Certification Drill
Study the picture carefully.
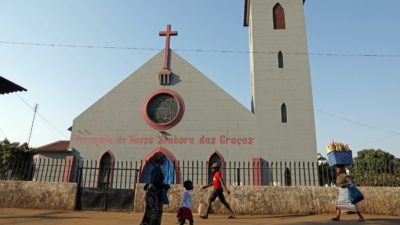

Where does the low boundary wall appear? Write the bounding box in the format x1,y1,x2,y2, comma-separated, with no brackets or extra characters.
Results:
0,181,77,210
134,184,400,216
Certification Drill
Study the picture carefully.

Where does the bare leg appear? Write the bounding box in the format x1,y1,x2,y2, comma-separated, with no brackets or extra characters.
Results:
355,205,365,221
221,201,234,216
332,210,341,221
200,200,212,219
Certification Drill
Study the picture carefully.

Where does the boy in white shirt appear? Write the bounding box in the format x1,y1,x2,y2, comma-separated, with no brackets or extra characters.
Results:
177,180,194,225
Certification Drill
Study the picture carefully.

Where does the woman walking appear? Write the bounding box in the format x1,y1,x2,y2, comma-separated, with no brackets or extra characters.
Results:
140,152,170,225
332,165,364,222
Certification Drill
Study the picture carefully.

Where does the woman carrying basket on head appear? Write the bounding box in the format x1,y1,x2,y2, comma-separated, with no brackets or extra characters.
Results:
332,164,365,222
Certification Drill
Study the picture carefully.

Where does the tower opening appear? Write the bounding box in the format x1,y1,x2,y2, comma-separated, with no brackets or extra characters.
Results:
273,3,286,29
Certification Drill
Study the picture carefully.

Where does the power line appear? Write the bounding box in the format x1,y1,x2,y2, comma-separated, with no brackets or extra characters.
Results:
15,94,68,139
315,108,400,135
315,108,400,148
352,134,400,149
1,40,400,58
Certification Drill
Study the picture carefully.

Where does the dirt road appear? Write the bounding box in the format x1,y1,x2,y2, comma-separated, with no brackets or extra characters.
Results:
0,208,399,225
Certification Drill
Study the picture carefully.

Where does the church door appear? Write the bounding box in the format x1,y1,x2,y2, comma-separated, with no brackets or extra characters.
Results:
141,154,176,184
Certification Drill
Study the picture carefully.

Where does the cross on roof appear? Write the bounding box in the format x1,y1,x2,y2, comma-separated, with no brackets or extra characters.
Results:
159,24,178,70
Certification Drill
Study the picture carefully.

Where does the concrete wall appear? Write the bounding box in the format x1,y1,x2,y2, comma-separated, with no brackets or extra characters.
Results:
0,181,77,210
134,184,400,216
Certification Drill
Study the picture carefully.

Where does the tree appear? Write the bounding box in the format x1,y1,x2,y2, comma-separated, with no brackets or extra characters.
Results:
0,139,30,180
351,149,400,186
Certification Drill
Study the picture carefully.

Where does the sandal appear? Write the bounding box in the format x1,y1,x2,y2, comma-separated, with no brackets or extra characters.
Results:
228,214,236,219
331,217,340,221
357,218,365,222
199,215,208,219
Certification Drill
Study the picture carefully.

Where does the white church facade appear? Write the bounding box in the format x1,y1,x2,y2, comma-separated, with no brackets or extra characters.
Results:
69,0,317,185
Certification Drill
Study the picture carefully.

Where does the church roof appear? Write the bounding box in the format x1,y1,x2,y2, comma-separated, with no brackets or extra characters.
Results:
33,140,70,152
0,76,27,95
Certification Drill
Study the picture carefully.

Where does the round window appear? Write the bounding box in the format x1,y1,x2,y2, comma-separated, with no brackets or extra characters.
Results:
142,89,184,130
146,93,179,124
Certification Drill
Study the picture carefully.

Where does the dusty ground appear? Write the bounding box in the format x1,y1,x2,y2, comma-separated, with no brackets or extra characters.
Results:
0,208,399,225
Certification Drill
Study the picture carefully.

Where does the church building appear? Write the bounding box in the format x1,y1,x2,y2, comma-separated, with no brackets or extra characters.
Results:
69,0,317,185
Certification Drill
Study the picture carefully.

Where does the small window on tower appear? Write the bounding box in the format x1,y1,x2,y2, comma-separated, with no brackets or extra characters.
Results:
278,51,284,68
273,3,286,30
281,103,287,123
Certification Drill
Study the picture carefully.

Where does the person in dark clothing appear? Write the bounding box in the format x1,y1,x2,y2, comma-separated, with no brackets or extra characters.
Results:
200,163,235,219
140,152,170,225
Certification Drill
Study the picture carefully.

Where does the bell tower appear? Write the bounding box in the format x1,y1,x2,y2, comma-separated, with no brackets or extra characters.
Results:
244,0,317,161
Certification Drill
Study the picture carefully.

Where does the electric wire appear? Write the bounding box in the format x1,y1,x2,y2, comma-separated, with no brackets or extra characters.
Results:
315,108,400,148
15,94,68,139
1,40,400,58
315,108,400,135
352,134,400,149
2,38,399,147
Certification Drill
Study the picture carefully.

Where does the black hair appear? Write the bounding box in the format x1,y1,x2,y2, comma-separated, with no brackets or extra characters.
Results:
336,164,345,169
183,180,193,190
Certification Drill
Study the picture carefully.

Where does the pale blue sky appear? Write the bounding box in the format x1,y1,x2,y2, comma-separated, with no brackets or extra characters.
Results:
1,0,399,157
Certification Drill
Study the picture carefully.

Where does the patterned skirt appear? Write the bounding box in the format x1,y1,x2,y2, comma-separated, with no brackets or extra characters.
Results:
336,187,358,212
140,189,163,225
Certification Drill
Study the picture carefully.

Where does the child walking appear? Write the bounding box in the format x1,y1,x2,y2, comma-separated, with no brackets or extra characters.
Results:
177,180,194,225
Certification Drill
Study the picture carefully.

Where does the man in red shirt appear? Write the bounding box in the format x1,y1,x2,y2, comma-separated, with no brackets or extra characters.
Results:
200,163,235,219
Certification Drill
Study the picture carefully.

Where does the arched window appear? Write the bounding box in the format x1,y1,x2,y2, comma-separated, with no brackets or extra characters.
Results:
273,3,286,29
98,152,114,189
278,51,284,68
207,151,225,184
281,103,287,123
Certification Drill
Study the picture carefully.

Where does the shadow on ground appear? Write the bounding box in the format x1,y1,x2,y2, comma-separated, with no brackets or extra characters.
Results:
0,210,86,220
236,214,310,220
289,218,400,225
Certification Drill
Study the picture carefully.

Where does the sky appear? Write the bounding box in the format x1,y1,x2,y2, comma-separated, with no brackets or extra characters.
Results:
0,0,399,158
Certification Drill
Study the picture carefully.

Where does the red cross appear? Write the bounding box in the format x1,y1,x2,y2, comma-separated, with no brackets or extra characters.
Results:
159,24,178,70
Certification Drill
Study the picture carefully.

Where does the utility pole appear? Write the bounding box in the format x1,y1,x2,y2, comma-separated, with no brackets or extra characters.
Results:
28,104,38,146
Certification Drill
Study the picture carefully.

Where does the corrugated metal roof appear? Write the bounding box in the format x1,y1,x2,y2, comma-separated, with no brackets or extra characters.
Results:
0,76,27,95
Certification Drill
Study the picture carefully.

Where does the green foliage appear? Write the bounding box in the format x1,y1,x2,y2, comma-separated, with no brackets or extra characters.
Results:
0,139,30,179
355,149,398,165
0,139,30,165
351,149,400,187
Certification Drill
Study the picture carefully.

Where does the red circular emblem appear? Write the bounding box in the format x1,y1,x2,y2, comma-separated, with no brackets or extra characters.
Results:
142,89,185,130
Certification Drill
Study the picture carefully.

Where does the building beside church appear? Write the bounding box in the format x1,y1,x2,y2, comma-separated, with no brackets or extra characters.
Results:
69,0,317,186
